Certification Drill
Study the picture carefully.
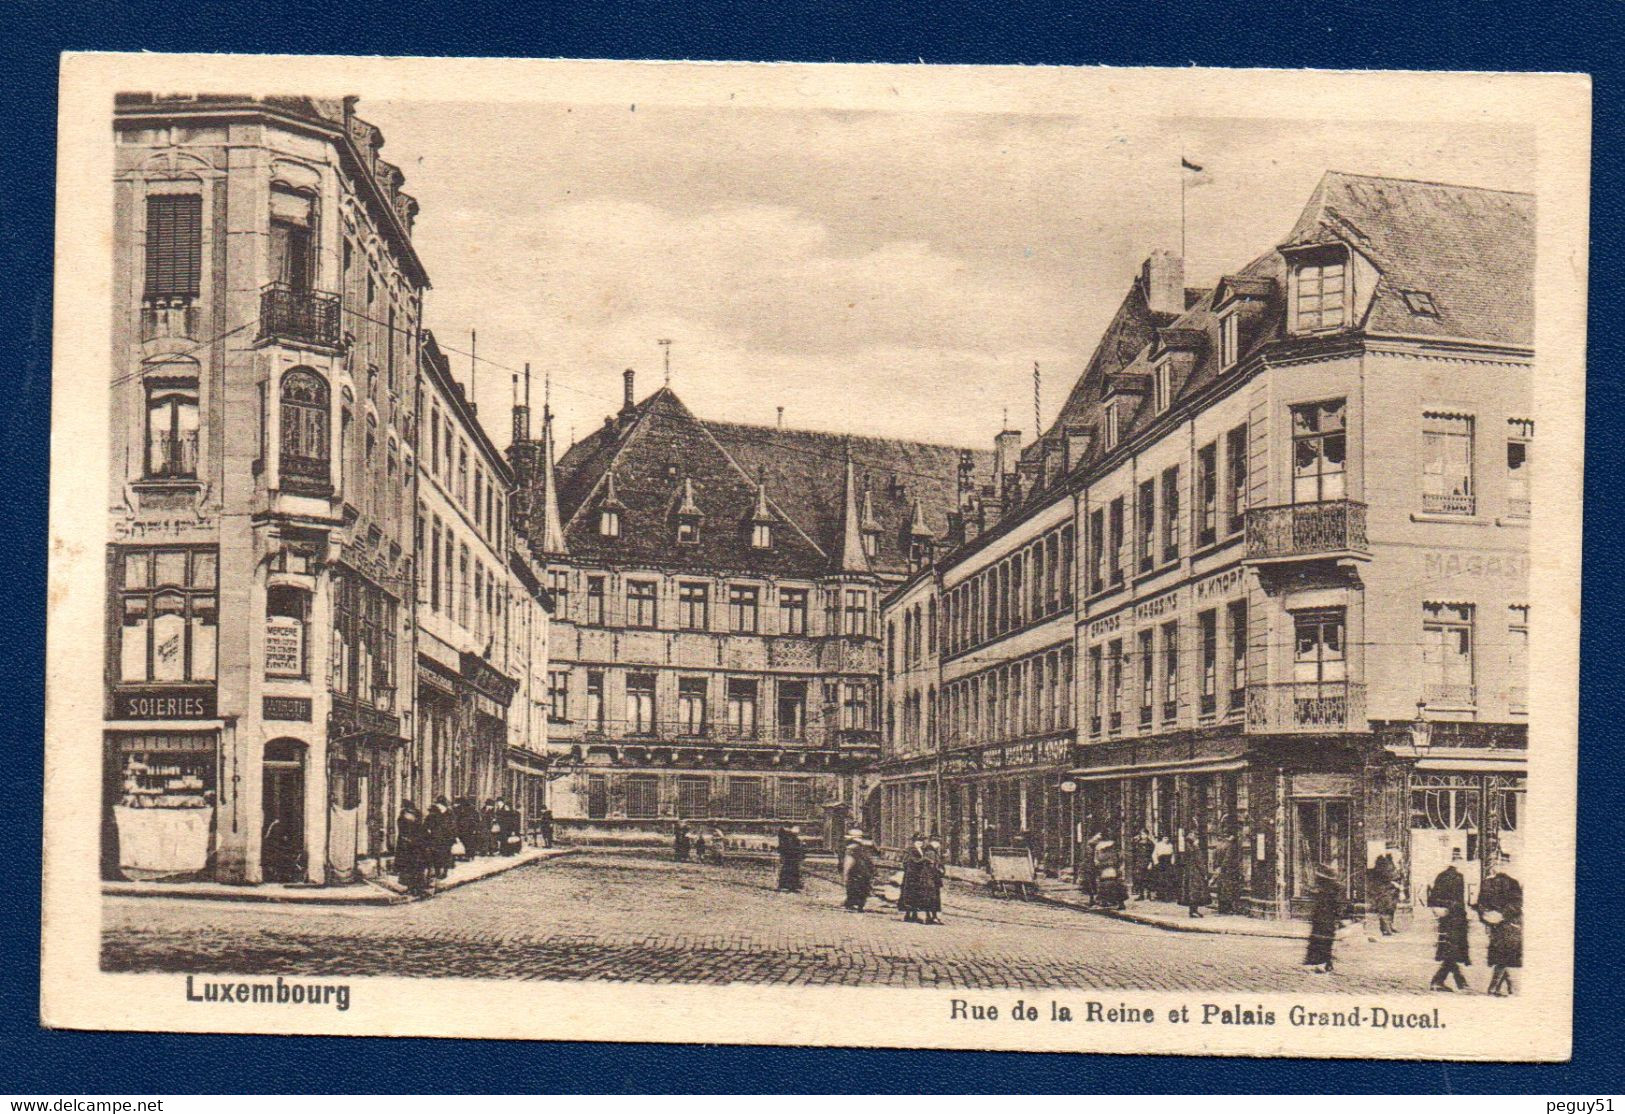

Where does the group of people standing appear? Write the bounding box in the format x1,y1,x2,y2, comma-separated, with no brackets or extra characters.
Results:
393,794,527,896
672,822,727,865
1079,829,1244,918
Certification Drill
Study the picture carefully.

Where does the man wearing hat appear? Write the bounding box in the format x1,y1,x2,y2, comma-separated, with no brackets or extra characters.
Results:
776,824,805,892
1428,850,1472,991
1476,851,1523,996
1368,842,1403,937
1304,863,1344,973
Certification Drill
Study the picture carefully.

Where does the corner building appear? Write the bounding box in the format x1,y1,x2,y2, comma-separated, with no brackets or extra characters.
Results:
508,372,988,849
106,95,425,884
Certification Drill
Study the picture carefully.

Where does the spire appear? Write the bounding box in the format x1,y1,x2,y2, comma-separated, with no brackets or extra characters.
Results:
909,498,933,539
534,406,568,555
751,467,773,523
838,444,869,572
677,476,702,518
859,481,880,534
602,468,625,509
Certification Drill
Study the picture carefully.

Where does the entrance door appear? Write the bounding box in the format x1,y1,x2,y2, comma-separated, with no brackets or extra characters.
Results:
1292,797,1351,898
262,739,307,882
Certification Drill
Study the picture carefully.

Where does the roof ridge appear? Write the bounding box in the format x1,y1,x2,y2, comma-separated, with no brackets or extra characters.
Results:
703,417,988,455
558,391,687,533
1323,169,1534,198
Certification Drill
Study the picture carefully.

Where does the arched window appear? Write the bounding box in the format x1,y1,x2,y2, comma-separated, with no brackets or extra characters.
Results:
279,368,330,491
145,376,199,479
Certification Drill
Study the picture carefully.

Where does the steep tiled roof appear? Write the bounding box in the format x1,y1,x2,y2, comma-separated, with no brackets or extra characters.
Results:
551,387,989,577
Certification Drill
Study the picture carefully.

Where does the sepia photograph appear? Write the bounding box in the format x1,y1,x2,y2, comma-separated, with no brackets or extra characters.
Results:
41,55,1587,1057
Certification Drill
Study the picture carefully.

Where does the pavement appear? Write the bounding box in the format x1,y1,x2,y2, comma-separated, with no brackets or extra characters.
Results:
101,849,1486,992
102,845,576,905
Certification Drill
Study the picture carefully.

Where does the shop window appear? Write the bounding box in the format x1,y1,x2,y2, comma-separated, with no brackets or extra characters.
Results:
728,585,759,633
626,580,658,628
1293,798,1351,898
678,677,708,736
1422,602,1476,707
626,775,660,820
678,582,709,630
145,379,199,480
279,368,330,490
779,587,808,634
727,678,758,738
626,673,656,735
264,585,309,679
1423,412,1476,515
1291,400,1347,504
118,548,217,684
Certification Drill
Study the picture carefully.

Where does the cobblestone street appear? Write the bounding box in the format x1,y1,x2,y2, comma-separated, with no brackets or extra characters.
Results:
103,852,1446,992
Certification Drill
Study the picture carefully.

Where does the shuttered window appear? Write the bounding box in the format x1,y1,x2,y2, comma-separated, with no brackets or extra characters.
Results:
144,195,202,299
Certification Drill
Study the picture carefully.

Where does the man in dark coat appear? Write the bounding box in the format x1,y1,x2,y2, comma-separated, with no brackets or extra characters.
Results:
1368,844,1403,936
921,837,946,924
393,801,429,895
1181,848,1212,918
453,796,480,860
842,830,876,911
424,796,455,879
776,825,805,892
899,834,930,921
1477,852,1523,996
494,797,520,856
674,822,691,862
1429,856,1472,991
538,809,554,848
481,798,499,857
1213,837,1244,915
1304,864,1343,973
1130,828,1156,901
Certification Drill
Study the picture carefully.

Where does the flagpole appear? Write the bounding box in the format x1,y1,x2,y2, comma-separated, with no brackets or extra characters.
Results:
1180,152,1187,261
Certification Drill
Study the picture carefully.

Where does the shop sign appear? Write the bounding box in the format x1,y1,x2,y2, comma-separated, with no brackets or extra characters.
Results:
111,514,217,543
983,735,1069,770
114,686,216,720
460,651,519,706
263,695,312,722
1087,611,1125,640
1423,551,1527,581
264,615,305,677
1135,590,1180,622
1195,566,1245,602
1291,772,1357,797
942,752,980,775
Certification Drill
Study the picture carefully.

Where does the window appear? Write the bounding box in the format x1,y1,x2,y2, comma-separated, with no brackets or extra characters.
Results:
677,518,699,544
626,580,657,628
585,671,604,731
145,379,199,479
268,188,314,291
474,471,484,533
777,680,807,740
678,678,708,736
587,774,607,820
678,582,709,630
1224,424,1248,535
1108,639,1125,732
1506,419,1533,518
1291,399,1347,504
777,779,814,820
144,194,202,300
752,522,773,549
1293,255,1346,331
1108,497,1126,586
1422,602,1475,706
1060,525,1075,606
1137,479,1156,573
1196,442,1218,547
1293,608,1347,691
626,776,659,820
1104,405,1119,450
1507,605,1529,714
547,669,570,723
725,776,764,819
457,545,470,627
429,519,441,612
1154,361,1174,412
779,587,808,634
1228,599,1248,712
844,589,869,637
1219,311,1239,368
547,568,569,619
1089,508,1105,595
472,565,484,640
457,444,469,506
843,681,870,731
118,548,217,684
599,508,621,537
729,585,759,633
586,576,606,625
1161,466,1180,564
1401,289,1439,316
1089,645,1103,735
1162,621,1180,721
1423,412,1475,515
329,571,396,709
279,368,330,489
677,776,709,818
626,673,656,734
727,679,758,737
1138,629,1155,727
265,585,309,679
1198,609,1218,717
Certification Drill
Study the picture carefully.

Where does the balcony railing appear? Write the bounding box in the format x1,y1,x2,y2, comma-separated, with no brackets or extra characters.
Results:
1245,681,1366,733
141,296,198,340
260,283,342,348
1422,683,1477,709
1422,492,1476,516
1245,499,1368,561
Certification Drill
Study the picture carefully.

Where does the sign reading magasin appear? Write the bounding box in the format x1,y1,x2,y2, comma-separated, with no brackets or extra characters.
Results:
114,686,217,720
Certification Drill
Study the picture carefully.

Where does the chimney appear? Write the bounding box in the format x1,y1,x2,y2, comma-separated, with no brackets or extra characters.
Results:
957,450,977,512
994,429,1022,481
622,368,636,412
776,406,784,430
1142,249,1185,317
1063,425,1094,472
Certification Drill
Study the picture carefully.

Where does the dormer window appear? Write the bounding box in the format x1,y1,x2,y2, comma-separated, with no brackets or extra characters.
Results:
1291,251,1347,332
1154,361,1174,413
752,522,772,549
1402,289,1439,317
1219,311,1240,368
599,509,620,537
1104,405,1119,450
678,519,699,544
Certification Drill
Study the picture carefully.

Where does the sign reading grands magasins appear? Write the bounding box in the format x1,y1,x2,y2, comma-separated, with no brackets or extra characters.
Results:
114,686,216,720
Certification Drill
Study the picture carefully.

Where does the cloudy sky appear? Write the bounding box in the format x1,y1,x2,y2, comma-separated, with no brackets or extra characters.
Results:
360,96,1534,455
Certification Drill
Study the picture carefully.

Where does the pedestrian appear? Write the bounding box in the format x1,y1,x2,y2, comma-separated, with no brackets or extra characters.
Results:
1304,863,1343,974
453,796,479,860
691,827,706,862
393,800,429,895
1130,827,1155,900
1477,852,1523,997
481,798,499,857
1181,847,1212,918
775,825,805,892
674,822,691,862
1428,853,1472,992
842,828,876,912
538,808,554,849
899,833,930,922
1368,843,1403,937
425,796,456,880
922,836,946,925
1213,837,1243,915
708,824,727,866
494,796,520,856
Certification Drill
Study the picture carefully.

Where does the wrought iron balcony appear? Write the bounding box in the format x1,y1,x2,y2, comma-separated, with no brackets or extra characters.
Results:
1422,492,1476,516
1245,500,1369,562
1421,683,1477,709
1245,681,1366,733
259,283,342,349
141,296,199,340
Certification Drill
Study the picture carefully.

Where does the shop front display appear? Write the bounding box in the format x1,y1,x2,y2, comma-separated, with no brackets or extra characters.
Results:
105,731,218,880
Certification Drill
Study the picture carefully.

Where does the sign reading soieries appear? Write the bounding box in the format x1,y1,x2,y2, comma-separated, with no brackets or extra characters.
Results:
113,686,217,720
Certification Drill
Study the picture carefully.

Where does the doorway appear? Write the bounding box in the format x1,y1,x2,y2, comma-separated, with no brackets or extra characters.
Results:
262,738,307,882
1292,797,1351,898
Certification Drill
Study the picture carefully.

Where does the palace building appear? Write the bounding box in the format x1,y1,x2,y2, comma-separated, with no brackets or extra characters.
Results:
508,371,989,849
877,172,1532,916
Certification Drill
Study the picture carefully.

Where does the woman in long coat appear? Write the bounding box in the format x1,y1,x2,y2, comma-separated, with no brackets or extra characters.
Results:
1181,849,1212,918
393,801,428,895
899,836,930,922
1429,860,1472,991
674,822,691,862
842,830,876,911
776,825,804,892
920,838,945,924
1304,864,1343,973
1477,854,1523,996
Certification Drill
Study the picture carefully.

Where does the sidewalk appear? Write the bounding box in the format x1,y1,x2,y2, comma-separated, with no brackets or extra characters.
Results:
103,845,577,905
